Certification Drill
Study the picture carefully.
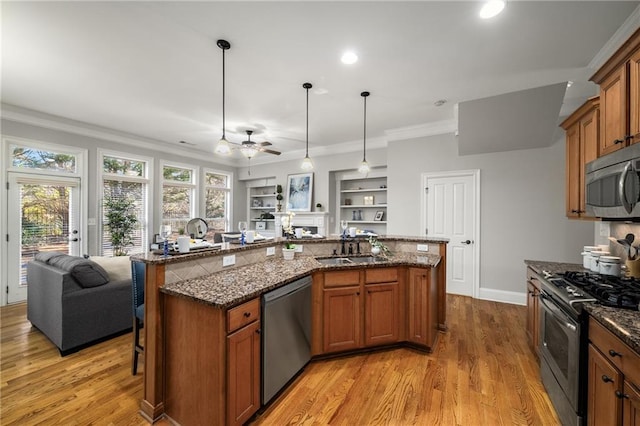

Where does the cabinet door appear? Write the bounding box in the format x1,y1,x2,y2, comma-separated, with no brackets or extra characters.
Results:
566,122,582,217
323,286,361,353
588,344,622,426
631,49,640,145
407,268,436,347
580,107,599,215
364,282,399,346
623,380,640,426
526,280,539,357
600,66,627,156
227,320,261,426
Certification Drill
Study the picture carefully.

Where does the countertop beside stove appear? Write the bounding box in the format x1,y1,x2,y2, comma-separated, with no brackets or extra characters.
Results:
525,260,640,354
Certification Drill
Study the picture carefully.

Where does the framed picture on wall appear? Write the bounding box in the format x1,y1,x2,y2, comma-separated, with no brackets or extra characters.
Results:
374,211,385,221
286,172,314,211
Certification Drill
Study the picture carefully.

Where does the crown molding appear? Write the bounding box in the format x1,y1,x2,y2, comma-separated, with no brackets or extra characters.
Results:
385,119,457,142
1,103,240,167
588,4,640,72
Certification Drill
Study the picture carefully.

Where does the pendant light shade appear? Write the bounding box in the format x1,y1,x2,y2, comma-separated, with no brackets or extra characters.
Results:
301,82,314,171
214,39,232,155
358,91,371,175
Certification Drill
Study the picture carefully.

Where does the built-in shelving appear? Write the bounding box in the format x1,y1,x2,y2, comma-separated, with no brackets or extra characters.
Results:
335,168,387,234
246,179,278,237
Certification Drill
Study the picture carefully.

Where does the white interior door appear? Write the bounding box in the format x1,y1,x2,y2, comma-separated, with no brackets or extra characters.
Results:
423,170,479,297
7,173,81,303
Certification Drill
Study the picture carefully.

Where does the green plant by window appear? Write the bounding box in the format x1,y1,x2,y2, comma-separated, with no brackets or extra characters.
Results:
104,194,138,256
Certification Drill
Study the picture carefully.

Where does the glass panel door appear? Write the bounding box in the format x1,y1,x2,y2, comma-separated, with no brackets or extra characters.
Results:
7,173,80,303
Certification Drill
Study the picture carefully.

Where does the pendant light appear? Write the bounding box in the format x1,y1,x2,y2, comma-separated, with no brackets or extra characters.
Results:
214,39,231,155
301,82,314,171
358,91,371,175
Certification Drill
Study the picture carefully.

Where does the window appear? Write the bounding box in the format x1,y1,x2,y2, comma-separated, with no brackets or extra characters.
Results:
162,163,197,238
204,170,232,238
101,153,150,256
10,143,78,174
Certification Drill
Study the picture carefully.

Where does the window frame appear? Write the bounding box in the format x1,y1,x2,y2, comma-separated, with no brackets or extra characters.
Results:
98,149,153,256
160,160,199,236
202,168,233,233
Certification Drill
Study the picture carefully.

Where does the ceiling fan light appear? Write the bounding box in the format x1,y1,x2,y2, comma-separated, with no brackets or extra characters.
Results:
301,155,314,171
358,159,370,175
241,146,256,159
215,137,231,155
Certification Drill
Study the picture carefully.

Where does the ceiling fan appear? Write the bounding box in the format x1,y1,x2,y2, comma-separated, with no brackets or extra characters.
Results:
233,130,281,158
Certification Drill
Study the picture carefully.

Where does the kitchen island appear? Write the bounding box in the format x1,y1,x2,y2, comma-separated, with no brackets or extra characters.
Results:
133,235,447,425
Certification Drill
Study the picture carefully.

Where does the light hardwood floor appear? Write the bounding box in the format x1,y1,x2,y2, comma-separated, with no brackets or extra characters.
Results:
1,295,560,425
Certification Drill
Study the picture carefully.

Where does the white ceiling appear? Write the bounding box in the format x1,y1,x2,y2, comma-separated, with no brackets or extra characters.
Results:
2,1,639,165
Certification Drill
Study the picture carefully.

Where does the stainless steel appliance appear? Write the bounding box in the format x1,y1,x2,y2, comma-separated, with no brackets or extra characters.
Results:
538,270,640,426
585,143,640,219
261,276,312,405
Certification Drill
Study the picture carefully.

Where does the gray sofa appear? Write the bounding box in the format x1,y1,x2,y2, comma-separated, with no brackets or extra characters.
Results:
27,252,133,355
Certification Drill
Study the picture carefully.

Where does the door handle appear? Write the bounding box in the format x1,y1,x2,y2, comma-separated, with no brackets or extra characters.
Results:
70,238,79,242
461,240,473,245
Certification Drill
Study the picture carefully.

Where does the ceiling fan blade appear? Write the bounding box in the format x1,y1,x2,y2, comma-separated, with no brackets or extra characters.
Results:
260,148,281,155
258,141,272,147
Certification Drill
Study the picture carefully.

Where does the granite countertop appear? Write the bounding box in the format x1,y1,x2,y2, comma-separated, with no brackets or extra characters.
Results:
161,252,441,309
135,235,449,265
525,259,640,354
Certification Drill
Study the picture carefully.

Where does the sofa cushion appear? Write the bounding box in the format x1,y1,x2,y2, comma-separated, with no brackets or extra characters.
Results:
48,255,110,288
89,256,131,282
34,251,66,263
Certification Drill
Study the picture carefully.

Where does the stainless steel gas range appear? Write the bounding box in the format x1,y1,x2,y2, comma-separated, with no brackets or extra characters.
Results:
537,270,640,426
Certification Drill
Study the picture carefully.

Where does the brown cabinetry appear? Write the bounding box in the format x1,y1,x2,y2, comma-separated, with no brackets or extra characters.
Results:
591,29,640,156
588,316,640,426
407,267,437,348
526,267,541,358
226,299,261,426
323,285,361,352
364,268,400,347
561,96,599,218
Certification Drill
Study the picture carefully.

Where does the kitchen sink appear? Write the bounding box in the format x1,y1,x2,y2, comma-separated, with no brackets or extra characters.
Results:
316,257,353,265
348,256,378,264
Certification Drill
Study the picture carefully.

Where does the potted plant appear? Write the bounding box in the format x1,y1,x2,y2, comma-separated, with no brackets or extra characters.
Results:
282,241,296,260
276,184,283,212
368,236,390,257
104,193,138,256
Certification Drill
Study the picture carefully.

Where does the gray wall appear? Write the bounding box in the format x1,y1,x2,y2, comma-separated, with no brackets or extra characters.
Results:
2,119,240,255
387,132,594,295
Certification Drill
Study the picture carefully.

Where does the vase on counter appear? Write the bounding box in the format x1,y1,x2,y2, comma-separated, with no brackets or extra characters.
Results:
282,247,295,260
371,246,381,256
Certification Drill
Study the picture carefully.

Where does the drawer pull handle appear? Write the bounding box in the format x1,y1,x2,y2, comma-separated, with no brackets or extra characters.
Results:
256,329,261,335
616,391,630,399
243,312,251,318
601,375,614,383
614,138,625,145
609,349,622,357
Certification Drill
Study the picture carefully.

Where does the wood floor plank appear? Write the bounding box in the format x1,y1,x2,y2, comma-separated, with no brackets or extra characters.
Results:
1,295,561,425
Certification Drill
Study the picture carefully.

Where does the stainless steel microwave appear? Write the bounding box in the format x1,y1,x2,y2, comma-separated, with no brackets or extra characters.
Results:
585,143,640,219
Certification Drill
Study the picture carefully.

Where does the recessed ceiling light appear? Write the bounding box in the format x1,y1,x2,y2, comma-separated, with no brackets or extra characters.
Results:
341,51,358,65
479,0,505,19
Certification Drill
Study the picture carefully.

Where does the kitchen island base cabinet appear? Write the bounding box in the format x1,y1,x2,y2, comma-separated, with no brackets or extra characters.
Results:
407,267,437,349
588,317,640,426
163,295,260,426
323,286,361,353
365,282,399,347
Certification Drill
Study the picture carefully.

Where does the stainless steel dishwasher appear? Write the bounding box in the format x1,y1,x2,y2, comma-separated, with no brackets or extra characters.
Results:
261,275,312,405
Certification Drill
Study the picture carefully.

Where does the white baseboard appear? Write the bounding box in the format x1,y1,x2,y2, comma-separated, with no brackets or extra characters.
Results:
477,287,526,306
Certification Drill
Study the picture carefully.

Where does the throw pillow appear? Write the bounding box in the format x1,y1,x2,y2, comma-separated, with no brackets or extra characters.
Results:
34,251,66,263
48,255,110,288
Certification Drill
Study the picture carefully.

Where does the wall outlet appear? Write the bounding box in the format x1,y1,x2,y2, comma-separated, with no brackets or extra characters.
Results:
222,255,236,267
417,244,429,252
416,256,429,264
266,246,275,256
294,245,303,253
599,222,610,237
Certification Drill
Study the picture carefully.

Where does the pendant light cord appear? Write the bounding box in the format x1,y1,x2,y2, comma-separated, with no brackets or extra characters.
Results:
363,93,367,161
221,47,226,139
306,86,309,157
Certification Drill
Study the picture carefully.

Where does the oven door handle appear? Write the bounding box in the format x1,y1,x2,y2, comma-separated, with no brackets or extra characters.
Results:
540,293,577,333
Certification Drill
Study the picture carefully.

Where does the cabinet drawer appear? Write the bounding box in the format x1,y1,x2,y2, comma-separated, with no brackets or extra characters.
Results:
589,316,640,385
526,267,541,290
365,268,398,284
323,270,361,288
227,298,260,334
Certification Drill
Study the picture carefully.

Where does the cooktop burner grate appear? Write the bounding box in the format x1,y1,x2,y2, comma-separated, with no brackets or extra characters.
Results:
561,271,640,310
